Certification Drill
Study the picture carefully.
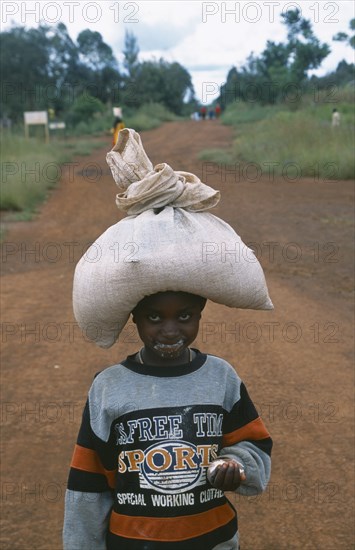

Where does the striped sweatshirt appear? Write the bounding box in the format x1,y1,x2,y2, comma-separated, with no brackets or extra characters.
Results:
63,351,272,549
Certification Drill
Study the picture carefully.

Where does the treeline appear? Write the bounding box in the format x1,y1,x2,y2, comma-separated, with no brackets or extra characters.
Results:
218,11,354,108
0,24,195,123
1,11,353,125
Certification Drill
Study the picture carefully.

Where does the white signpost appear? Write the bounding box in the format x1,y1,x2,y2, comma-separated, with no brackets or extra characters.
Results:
24,111,49,142
49,122,66,130
48,121,66,140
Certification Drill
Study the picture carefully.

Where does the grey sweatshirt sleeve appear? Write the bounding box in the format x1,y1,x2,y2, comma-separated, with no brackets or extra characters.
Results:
63,489,113,549
219,369,273,496
62,393,116,550
219,441,271,495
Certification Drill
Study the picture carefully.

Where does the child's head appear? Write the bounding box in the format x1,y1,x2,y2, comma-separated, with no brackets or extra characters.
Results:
132,291,206,364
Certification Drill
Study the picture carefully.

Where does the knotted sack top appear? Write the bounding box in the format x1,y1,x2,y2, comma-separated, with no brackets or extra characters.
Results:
106,128,220,215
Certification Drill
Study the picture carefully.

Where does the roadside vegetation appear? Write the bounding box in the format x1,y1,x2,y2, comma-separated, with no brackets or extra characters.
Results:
200,12,354,181
0,21,188,218
0,134,105,214
1,10,354,224
199,86,355,181
0,102,178,215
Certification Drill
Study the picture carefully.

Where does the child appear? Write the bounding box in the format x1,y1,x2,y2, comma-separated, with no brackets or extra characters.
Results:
63,290,272,549
111,116,125,146
331,108,340,128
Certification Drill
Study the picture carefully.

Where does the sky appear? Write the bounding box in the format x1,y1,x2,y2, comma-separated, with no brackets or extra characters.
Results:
1,1,354,102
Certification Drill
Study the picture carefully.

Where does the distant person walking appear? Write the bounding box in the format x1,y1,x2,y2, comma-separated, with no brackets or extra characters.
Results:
215,103,221,118
112,116,125,146
332,108,340,128
200,106,207,120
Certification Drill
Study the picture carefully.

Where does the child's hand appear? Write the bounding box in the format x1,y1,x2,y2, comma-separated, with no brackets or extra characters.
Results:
207,459,246,491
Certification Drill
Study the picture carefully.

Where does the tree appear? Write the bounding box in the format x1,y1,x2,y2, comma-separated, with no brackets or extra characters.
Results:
0,24,123,119
77,30,117,71
308,60,355,92
44,23,81,115
0,24,194,123
67,93,105,125
77,29,121,104
158,61,195,114
122,31,139,79
124,59,195,115
282,9,331,82
333,18,355,50
47,23,79,82
218,9,331,107
0,26,52,119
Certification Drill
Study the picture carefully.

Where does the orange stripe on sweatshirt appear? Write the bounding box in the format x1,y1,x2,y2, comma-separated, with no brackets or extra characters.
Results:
109,503,235,541
222,417,270,447
70,444,116,488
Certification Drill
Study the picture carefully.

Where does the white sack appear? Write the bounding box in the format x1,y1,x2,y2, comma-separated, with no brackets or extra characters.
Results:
73,129,273,348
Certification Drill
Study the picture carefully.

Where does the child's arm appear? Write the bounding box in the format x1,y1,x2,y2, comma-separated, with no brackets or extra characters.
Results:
215,439,271,495
63,399,115,549
210,378,272,495
63,490,113,549
208,437,271,495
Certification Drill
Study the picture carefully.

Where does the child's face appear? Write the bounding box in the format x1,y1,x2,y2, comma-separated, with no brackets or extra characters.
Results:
132,292,204,365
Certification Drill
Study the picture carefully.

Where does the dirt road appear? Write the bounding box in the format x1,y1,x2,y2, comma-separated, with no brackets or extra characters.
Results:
1,120,354,549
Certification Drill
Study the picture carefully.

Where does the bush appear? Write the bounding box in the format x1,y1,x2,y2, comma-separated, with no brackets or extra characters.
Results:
200,94,355,180
231,111,354,180
221,102,282,125
66,93,105,126
125,103,179,131
64,102,179,137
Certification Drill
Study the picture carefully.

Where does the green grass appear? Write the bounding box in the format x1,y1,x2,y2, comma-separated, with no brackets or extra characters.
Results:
221,102,284,125
124,103,179,131
199,93,355,181
0,102,179,215
0,133,106,213
66,102,179,136
198,148,234,165
67,114,113,137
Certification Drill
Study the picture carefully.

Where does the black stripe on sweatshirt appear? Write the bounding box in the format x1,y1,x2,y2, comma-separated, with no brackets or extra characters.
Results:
106,516,237,550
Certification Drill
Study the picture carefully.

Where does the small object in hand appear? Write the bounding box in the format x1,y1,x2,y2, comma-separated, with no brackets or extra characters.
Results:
207,459,228,483
207,459,246,484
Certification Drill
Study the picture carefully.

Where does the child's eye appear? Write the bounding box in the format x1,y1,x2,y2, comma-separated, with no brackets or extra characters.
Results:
148,314,161,322
179,313,191,321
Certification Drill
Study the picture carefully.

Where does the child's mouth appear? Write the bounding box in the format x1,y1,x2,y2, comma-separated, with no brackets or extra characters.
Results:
153,339,185,359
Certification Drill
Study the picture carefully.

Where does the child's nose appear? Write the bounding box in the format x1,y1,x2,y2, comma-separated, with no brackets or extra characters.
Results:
161,321,179,338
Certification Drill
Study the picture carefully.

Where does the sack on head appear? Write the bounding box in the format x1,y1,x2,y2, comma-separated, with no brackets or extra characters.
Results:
73,129,273,348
